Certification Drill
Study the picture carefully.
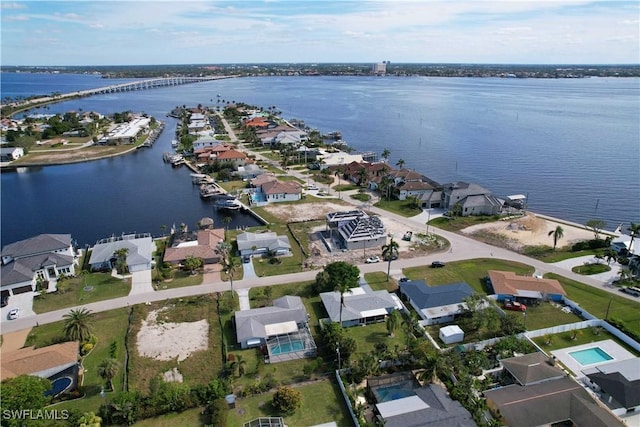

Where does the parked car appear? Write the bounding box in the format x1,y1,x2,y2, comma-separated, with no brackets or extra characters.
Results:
620,286,640,297
399,277,410,283
365,256,380,263
431,261,446,268
242,255,251,264
503,301,527,311
8,308,20,320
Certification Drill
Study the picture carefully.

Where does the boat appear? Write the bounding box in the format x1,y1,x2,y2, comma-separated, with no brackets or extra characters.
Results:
171,139,178,148
190,173,213,185
214,198,242,210
200,184,225,198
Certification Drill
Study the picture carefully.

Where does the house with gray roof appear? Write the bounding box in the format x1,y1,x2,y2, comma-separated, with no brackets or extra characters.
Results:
1,234,77,297
236,231,291,257
234,296,316,362
442,181,503,216
584,358,640,414
320,286,401,327
89,233,153,273
327,211,386,251
399,280,479,325
484,352,624,427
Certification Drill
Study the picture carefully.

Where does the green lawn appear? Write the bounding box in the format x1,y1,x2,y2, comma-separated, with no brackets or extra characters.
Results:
373,199,422,217
343,321,408,359
217,179,249,194
532,327,638,354
518,301,582,330
227,379,354,427
364,271,398,292
350,193,371,202
403,258,534,294
132,407,206,426
333,184,359,192
33,273,130,313
572,263,611,275
26,308,130,414
154,270,203,290
546,273,640,337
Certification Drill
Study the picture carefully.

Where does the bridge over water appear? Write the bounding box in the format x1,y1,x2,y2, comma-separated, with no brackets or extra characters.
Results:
2,75,237,114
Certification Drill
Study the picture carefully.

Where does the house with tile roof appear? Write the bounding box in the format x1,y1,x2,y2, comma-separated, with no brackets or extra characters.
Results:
216,149,247,168
262,180,302,202
399,280,483,325
163,228,226,265
1,234,77,297
487,270,566,302
236,231,291,257
320,286,402,327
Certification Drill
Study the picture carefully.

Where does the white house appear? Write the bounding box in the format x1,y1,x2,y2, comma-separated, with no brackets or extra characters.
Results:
320,286,402,327
0,147,25,162
236,232,291,257
89,233,154,273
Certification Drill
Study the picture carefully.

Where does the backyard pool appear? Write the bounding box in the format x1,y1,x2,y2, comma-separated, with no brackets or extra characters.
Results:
270,340,305,355
568,347,614,366
373,380,417,402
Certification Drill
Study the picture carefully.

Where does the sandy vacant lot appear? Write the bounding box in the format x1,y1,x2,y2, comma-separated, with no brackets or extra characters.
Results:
136,308,209,362
461,213,595,250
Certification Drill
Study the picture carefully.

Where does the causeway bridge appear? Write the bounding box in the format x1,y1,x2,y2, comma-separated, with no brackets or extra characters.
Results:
2,75,237,114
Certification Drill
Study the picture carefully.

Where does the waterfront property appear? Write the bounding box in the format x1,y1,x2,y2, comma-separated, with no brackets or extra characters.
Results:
89,233,154,272
367,372,475,427
236,231,292,258
399,279,479,325
0,146,24,162
320,286,401,327
250,174,302,203
487,270,567,302
163,228,226,265
441,181,503,216
234,295,317,363
1,234,77,297
1,340,79,397
484,352,624,427
100,116,151,145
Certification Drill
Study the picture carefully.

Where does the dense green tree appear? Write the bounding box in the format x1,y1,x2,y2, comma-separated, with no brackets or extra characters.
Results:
628,222,640,253
63,307,94,342
0,375,51,425
272,386,302,415
98,358,120,391
396,158,405,169
113,248,129,275
314,261,360,293
183,255,203,275
386,309,401,336
77,411,102,427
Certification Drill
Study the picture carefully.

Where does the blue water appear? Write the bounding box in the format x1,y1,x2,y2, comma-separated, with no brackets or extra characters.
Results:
45,376,73,396
569,347,614,365
2,73,639,247
270,340,305,355
373,381,416,402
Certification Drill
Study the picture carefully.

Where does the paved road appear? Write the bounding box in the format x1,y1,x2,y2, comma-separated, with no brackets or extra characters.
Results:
3,114,636,333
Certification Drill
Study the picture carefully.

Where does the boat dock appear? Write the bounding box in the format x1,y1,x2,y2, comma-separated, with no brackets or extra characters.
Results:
138,121,165,148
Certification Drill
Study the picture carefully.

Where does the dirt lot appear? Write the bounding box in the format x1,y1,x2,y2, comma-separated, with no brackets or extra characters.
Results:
460,213,595,251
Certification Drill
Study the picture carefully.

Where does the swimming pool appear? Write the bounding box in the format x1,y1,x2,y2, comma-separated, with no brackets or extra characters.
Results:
373,380,417,402
270,340,305,355
568,347,614,366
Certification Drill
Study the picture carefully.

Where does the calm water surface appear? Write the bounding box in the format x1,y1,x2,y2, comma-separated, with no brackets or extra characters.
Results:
2,74,638,246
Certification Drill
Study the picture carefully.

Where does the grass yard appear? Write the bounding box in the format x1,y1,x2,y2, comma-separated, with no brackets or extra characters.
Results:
350,193,371,202
374,199,422,217
517,301,582,330
572,263,611,275
403,258,534,294
546,273,640,338
32,273,130,313
333,184,359,192
227,379,354,427
132,407,206,426
343,321,408,360
155,270,203,290
25,308,130,414
364,271,399,292
531,327,639,356
217,179,249,194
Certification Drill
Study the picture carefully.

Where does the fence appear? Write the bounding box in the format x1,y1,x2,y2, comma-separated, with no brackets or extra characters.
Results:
335,370,360,427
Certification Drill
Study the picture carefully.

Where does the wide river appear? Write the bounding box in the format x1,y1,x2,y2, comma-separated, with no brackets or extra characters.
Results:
1,73,639,247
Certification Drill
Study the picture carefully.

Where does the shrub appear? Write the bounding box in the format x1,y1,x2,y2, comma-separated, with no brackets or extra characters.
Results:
206,398,228,427
272,386,302,415
81,343,94,356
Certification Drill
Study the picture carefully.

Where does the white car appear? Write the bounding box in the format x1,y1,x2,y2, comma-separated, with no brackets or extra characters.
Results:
365,256,380,263
8,308,19,320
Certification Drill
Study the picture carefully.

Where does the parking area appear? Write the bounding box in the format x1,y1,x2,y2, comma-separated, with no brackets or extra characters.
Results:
0,291,36,322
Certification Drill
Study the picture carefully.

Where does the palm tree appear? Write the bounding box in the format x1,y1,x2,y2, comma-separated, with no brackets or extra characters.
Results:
236,354,247,377
63,308,94,342
223,216,233,232
381,148,391,163
382,237,399,281
221,255,240,299
356,167,368,186
113,248,129,274
548,225,565,250
334,282,353,325
98,358,120,391
628,222,640,253
386,310,400,336
396,158,405,169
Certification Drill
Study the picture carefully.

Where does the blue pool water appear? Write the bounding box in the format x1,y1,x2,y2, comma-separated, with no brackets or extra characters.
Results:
373,381,416,402
568,347,614,365
45,377,73,396
270,340,305,355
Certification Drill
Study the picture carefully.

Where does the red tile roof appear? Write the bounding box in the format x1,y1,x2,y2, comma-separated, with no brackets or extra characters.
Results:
1,341,78,380
488,270,566,297
217,149,246,160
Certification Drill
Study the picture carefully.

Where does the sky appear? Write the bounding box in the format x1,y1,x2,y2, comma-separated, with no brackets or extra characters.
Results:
1,1,639,66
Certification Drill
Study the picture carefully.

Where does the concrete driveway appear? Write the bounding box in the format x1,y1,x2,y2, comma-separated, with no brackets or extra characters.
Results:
130,270,154,295
242,257,258,279
0,291,36,323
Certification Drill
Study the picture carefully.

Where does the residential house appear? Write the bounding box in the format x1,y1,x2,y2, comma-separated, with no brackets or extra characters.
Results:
193,132,219,151
236,232,291,257
442,181,503,216
236,164,266,179
1,341,80,397
330,212,387,251
1,234,77,297
487,270,566,302
316,150,364,170
89,233,154,273
262,180,302,202
243,117,272,130
234,295,316,363
0,146,24,162
368,373,475,427
216,149,247,168
584,358,640,415
320,286,401,327
163,228,226,265
484,352,624,427
256,126,294,146
399,280,481,325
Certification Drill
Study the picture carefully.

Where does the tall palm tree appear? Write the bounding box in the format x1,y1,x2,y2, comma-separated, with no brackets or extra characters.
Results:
334,282,353,325
382,237,399,281
236,354,247,377
548,225,565,250
386,310,400,336
221,255,240,299
396,158,405,169
381,148,391,163
113,248,129,274
98,358,120,391
628,222,640,253
63,308,94,342
380,175,395,201
223,216,233,232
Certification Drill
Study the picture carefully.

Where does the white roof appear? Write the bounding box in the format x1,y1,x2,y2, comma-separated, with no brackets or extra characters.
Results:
360,308,388,318
439,325,464,336
264,321,298,337
507,194,527,200
515,289,542,298
376,395,429,418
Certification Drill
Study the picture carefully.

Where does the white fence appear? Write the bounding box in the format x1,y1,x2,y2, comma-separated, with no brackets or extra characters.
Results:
335,370,360,427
